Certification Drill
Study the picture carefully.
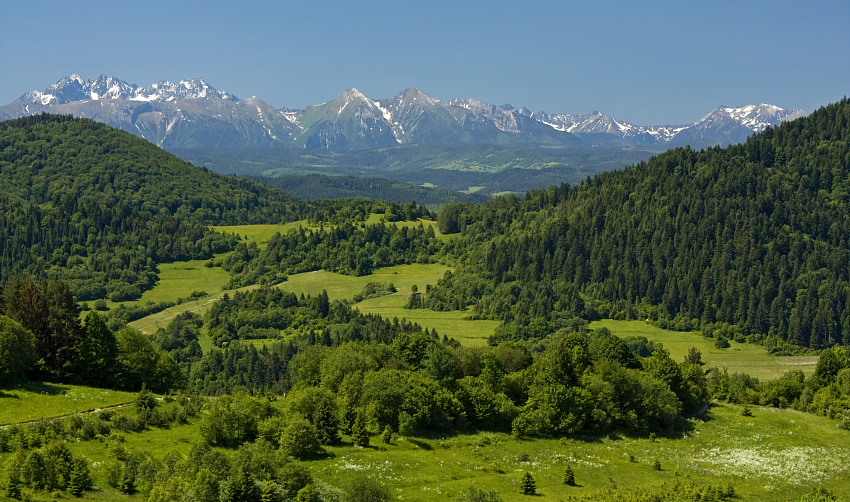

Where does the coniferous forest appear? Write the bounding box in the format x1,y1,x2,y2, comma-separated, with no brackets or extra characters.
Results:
1,101,850,500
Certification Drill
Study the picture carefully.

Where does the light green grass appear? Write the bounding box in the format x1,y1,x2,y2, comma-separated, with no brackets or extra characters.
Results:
356,296,500,348
276,263,450,300
277,264,499,347
92,258,232,312
363,214,440,232
7,396,849,500
0,383,136,425
129,283,262,334
590,320,819,380
313,403,850,500
212,220,313,249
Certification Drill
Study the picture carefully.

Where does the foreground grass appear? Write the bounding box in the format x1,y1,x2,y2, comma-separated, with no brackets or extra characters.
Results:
7,401,848,501
315,404,850,500
590,320,818,380
0,382,136,425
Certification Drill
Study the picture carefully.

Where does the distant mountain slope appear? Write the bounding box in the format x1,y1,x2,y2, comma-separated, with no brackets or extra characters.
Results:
173,144,653,196
0,114,300,300
253,174,487,205
1,75,806,151
429,99,849,349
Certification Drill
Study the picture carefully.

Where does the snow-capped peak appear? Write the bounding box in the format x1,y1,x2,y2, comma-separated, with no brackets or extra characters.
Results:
694,104,807,133
17,74,237,105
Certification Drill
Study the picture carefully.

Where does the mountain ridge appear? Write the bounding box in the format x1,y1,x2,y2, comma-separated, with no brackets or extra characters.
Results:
1,74,807,151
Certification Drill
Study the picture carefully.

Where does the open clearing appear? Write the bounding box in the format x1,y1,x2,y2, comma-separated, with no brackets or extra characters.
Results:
0,383,136,425
277,263,499,347
212,220,313,249
590,320,819,380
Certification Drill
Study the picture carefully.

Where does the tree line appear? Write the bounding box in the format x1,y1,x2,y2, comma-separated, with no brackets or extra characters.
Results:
425,99,850,350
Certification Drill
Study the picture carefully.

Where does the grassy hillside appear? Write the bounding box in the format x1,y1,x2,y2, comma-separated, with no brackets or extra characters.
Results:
0,382,136,425
2,396,847,501
590,320,818,380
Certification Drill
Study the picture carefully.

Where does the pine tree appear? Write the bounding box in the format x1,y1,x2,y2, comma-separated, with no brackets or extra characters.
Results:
68,457,93,497
260,480,279,502
521,472,536,495
563,465,576,486
120,468,135,495
352,409,370,447
381,425,394,444
6,479,21,500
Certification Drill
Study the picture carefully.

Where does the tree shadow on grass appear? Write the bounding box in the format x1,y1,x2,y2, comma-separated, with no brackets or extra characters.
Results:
408,438,434,450
21,381,69,395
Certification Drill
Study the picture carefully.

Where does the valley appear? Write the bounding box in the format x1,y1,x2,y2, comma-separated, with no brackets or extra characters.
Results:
1,101,849,502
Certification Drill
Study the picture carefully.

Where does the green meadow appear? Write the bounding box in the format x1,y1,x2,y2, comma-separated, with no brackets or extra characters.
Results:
0,382,136,425
6,399,848,501
589,320,819,380
212,220,313,249
276,264,500,347
311,403,850,501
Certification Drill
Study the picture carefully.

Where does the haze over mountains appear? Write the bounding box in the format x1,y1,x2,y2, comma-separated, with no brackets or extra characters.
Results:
1,75,807,152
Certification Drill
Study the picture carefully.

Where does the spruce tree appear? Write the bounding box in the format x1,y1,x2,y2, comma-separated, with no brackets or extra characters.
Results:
260,480,279,502
563,465,576,486
352,409,369,447
68,458,93,497
521,472,536,495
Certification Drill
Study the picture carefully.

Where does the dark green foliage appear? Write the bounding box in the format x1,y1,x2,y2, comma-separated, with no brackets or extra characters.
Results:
0,315,36,386
381,425,394,444
564,464,576,486
260,480,280,502
223,221,441,287
353,282,398,302
277,464,312,499
279,416,321,459
255,173,487,205
221,469,260,502
67,457,93,497
425,99,850,349
352,409,370,447
343,476,393,502
458,486,504,502
0,115,304,301
520,472,536,495
116,326,182,392
198,394,274,447
77,311,119,386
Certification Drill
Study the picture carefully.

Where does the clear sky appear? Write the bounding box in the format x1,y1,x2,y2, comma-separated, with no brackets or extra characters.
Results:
1,0,847,125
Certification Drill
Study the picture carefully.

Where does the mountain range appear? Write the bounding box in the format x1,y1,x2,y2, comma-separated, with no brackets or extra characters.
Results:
1,75,807,152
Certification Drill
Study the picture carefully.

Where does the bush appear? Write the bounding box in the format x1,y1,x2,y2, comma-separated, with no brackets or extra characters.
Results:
279,416,321,460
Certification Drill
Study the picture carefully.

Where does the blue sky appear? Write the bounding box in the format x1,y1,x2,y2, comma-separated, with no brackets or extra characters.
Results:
1,0,847,124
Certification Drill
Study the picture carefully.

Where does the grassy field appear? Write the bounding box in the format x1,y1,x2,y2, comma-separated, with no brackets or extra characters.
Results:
356,295,500,348
276,264,500,347
312,403,850,501
129,283,262,334
6,399,847,501
212,220,313,249
589,320,819,380
0,382,136,425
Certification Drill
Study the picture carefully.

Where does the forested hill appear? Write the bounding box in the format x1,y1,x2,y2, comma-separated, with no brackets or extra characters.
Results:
431,98,850,349
0,114,303,300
